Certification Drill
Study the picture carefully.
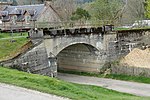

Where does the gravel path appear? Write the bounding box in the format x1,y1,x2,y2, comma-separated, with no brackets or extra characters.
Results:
58,73,150,97
0,83,69,100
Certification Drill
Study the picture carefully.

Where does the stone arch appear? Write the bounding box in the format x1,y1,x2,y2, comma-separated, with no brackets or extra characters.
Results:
43,35,107,73
54,42,107,73
43,34,104,58
51,42,105,72
54,42,100,56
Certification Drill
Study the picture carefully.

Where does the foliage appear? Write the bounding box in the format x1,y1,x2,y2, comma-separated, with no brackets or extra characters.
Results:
89,0,123,21
127,0,145,21
71,8,91,21
53,0,77,21
145,0,150,18
0,66,149,100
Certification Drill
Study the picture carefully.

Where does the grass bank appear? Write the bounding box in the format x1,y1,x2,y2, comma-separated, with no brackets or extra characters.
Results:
0,32,29,60
59,70,150,84
105,74,150,84
0,32,28,38
0,67,149,100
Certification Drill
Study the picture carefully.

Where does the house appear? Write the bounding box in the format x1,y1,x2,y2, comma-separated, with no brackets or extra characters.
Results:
0,1,61,31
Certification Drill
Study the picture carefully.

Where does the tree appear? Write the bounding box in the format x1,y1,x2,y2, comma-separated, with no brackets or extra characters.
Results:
71,8,91,21
53,0,77,21
89,0,124,24
145,0,150,19
127,0,145,21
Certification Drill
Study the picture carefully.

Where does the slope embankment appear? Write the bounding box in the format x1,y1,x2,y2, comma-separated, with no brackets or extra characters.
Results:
0,40,33,62
112,48,150,77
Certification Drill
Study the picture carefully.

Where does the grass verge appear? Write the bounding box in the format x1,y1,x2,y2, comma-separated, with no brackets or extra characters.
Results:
105,74,150,84
114,27,150,31
59,70,150,84
0,32,28,38
0,37,29,60
0,67,149,100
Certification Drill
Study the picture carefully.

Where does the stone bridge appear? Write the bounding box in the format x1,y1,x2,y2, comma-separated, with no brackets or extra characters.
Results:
2,27,150,77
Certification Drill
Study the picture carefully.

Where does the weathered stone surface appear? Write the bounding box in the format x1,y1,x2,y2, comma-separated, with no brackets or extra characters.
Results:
14,43,52,76
57,44,105,73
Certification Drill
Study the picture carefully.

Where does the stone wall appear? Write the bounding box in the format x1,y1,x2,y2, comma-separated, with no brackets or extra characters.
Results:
112,66,150,77
1,42,57,77
14,43,50,75
110,30,150,77
116,30,150,57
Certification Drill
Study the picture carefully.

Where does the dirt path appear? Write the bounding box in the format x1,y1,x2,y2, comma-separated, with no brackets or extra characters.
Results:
58,73,150,97
0,83,69,100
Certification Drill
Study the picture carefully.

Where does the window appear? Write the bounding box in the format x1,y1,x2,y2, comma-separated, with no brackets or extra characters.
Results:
12,16,17,25
25,15,31,24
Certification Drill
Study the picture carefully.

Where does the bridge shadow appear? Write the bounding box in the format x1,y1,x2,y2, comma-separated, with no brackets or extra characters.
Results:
56,43,106,73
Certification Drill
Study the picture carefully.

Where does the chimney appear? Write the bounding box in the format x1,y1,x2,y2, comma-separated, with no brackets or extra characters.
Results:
44,0,53,6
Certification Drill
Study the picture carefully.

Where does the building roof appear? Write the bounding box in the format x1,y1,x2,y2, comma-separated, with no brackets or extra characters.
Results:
0,11,8,16
0,2,61,25
1,4,45,21
2,16,10,22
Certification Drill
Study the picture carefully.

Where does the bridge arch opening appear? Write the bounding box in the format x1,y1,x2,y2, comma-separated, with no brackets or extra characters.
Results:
56,43,105,73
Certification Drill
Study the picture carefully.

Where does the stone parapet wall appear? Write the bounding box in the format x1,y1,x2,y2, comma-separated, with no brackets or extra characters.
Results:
116,30,150,58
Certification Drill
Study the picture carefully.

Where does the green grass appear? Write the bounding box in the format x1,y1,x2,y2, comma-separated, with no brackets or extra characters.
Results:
0,67,149,100
114,27,150,31
114,27,131,31
0,37,29,60
105,74,150,84
0,32,28,38
59,70,150,84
